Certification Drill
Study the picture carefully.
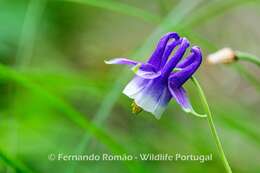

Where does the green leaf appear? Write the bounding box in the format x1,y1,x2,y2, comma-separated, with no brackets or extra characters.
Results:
62,0,161,23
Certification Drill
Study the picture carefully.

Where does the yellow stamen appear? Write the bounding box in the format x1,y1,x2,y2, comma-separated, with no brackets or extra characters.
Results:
132,63,141,73
131,101,143,114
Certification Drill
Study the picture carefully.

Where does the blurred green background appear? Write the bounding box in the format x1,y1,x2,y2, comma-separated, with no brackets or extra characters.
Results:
0,0,260,172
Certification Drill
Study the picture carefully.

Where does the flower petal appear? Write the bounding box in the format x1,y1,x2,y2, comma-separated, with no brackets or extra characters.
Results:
125,78,172,119
132,63,161,79
168,85,192,112
160,39,182,68
161,38,190,77
147,32,180,69
168,46,202,88
105,58,160,79
104,58,139,66
176,46,200,68
168,82,207,117
123,76,149,99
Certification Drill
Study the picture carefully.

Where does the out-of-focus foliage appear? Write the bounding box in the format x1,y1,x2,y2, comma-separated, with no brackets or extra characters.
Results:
0,0,259,173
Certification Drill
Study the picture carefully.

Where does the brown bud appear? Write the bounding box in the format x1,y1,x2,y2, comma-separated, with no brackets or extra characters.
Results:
207,48,236,64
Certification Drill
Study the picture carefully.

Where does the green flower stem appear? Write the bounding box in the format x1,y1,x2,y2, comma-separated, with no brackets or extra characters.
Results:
235,51,260,66
191,76,232,173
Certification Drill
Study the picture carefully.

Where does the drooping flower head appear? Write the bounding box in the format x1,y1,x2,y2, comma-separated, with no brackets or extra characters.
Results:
105,32,202,119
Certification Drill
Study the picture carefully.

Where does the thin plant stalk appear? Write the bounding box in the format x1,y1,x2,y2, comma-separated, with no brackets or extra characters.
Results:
191,76,232,173
235,51,260,66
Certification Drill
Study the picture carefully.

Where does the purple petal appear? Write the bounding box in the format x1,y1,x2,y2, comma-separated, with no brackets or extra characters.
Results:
168,85,192,112
160,39,182,68
104,58,139,66
105,58,161,79
168,46,202,88
132,63,161,79
147,32,180,69
134,69,161,79
123,76,149,99
176,46,200,68
161,38,190,78
124,77,172,119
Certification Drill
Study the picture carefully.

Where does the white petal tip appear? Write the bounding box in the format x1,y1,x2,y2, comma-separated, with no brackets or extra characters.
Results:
134,99,165,120
104,60,112,64
154,114,162,120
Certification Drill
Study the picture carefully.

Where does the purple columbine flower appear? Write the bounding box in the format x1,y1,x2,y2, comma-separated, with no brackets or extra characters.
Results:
105,32,202,119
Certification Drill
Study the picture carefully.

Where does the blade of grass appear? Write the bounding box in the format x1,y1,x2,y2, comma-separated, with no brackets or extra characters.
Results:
232,64,260,91
0,64,144,173
15,0,47,69
218,115,260,147
24,71,109,98
65,0,205,172
9,0,47,171
0,149,34,173
61,0,161,23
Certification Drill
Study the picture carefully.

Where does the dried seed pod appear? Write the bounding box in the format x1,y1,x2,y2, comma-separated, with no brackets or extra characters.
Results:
207,48,236,64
